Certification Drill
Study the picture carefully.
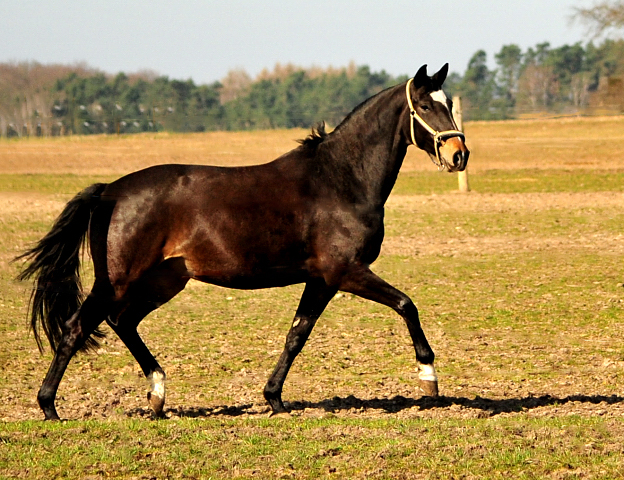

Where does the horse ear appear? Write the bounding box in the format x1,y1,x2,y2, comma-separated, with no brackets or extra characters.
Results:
431,63,449,89
413,65,429,87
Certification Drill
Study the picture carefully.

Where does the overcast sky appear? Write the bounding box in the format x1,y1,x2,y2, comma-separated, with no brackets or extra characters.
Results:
0,0,596,84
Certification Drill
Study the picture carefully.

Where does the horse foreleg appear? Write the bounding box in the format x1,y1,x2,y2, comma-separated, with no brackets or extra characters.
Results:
37,294,108,420
264,279,337,415
339,266,439,397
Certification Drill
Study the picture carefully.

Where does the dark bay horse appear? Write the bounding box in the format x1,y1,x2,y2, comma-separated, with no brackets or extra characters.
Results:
17,64,469,420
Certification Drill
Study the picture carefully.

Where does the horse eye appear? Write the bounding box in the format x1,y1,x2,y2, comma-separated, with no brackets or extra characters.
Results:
421,104,430,112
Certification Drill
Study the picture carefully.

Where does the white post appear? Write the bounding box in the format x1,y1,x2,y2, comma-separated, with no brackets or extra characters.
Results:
453,96,469,193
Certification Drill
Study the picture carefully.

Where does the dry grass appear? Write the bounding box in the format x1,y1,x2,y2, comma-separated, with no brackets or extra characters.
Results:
0,129,309,175
2,115,623,176
463,115,624,172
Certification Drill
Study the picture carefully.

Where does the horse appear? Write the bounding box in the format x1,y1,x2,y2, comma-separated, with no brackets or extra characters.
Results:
16,64,469,420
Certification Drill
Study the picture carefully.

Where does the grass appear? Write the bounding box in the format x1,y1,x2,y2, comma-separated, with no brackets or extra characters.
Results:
393,169,624,195
1,168,623,198
1,119,624,478
0,174,118,195
2,416,624,479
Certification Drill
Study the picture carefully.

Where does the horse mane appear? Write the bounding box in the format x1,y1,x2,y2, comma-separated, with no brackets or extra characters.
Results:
298,122,329,148
332,83,398,134
297,84,399,150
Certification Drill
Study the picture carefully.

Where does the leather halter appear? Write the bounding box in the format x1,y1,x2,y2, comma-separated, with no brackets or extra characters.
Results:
405,78,465,170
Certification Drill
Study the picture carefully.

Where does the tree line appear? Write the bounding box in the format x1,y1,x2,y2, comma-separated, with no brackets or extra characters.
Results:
451,39,624,120
1,39,623,137
0,62,404,136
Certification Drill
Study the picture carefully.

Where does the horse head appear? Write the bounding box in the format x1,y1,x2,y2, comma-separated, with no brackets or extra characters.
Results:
406,64,470,172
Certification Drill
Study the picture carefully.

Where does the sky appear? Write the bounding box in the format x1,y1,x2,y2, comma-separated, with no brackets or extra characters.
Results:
0,0,597,84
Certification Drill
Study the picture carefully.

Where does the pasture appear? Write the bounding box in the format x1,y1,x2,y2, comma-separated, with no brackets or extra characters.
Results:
1,117,624,479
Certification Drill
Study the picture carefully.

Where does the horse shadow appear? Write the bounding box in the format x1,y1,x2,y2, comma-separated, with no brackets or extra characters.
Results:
125,393,624,419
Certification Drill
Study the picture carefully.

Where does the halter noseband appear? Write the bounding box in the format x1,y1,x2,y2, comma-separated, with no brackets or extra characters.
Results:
405,78,465,170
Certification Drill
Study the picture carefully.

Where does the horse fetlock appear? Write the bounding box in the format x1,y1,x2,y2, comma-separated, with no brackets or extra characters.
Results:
263,385,287,414
37,387,59,420
39,402,60,421
38,398,60,420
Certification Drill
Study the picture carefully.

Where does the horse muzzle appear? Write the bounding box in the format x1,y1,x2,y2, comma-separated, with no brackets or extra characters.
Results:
438,136,470,172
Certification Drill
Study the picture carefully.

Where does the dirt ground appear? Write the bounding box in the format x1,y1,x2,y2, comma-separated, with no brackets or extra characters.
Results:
384,192,624,257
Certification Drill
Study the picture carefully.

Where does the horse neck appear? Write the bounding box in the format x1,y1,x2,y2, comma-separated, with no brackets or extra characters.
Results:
327,84,409,207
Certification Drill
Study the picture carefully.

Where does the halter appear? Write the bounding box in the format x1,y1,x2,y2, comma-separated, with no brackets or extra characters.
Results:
405,78,465,170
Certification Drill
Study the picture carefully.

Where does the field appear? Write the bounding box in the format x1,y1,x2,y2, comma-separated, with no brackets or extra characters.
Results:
1,117,624,479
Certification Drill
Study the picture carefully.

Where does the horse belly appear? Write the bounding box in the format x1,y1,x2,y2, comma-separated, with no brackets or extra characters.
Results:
180,214,312,289
187,247,311,289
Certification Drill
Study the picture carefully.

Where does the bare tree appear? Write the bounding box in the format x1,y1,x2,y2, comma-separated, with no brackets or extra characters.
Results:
219,68,252,104
570,72,592,107
0,62,95,136
572,1,624,37
517,64,558,110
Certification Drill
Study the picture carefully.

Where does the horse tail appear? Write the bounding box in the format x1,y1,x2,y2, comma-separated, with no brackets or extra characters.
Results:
15,182,108,354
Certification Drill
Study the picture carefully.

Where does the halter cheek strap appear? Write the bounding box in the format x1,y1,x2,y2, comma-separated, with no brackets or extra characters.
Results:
405,78,465,169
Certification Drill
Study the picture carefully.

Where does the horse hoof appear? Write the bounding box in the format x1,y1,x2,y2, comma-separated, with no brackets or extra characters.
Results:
269,410,292,419
419,379,439,397
147,392,165,417
41,405,61,421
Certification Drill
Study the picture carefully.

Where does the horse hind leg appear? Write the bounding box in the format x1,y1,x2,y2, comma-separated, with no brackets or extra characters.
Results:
264,278,337,415
111,320,167,417
108,257,189,417
108,309,168,416
37,291,111,420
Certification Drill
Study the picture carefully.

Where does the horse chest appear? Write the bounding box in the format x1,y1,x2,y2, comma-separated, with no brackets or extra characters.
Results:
312,207,384,261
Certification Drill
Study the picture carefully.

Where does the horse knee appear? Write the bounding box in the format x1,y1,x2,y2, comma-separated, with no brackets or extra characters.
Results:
396,296,418,318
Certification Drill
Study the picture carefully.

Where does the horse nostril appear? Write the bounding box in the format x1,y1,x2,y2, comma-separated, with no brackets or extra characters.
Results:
453,151,463,168
453,150,469,170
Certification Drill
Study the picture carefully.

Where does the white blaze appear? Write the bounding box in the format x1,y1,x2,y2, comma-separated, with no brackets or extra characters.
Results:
430,90,459,130
430,90,449,110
